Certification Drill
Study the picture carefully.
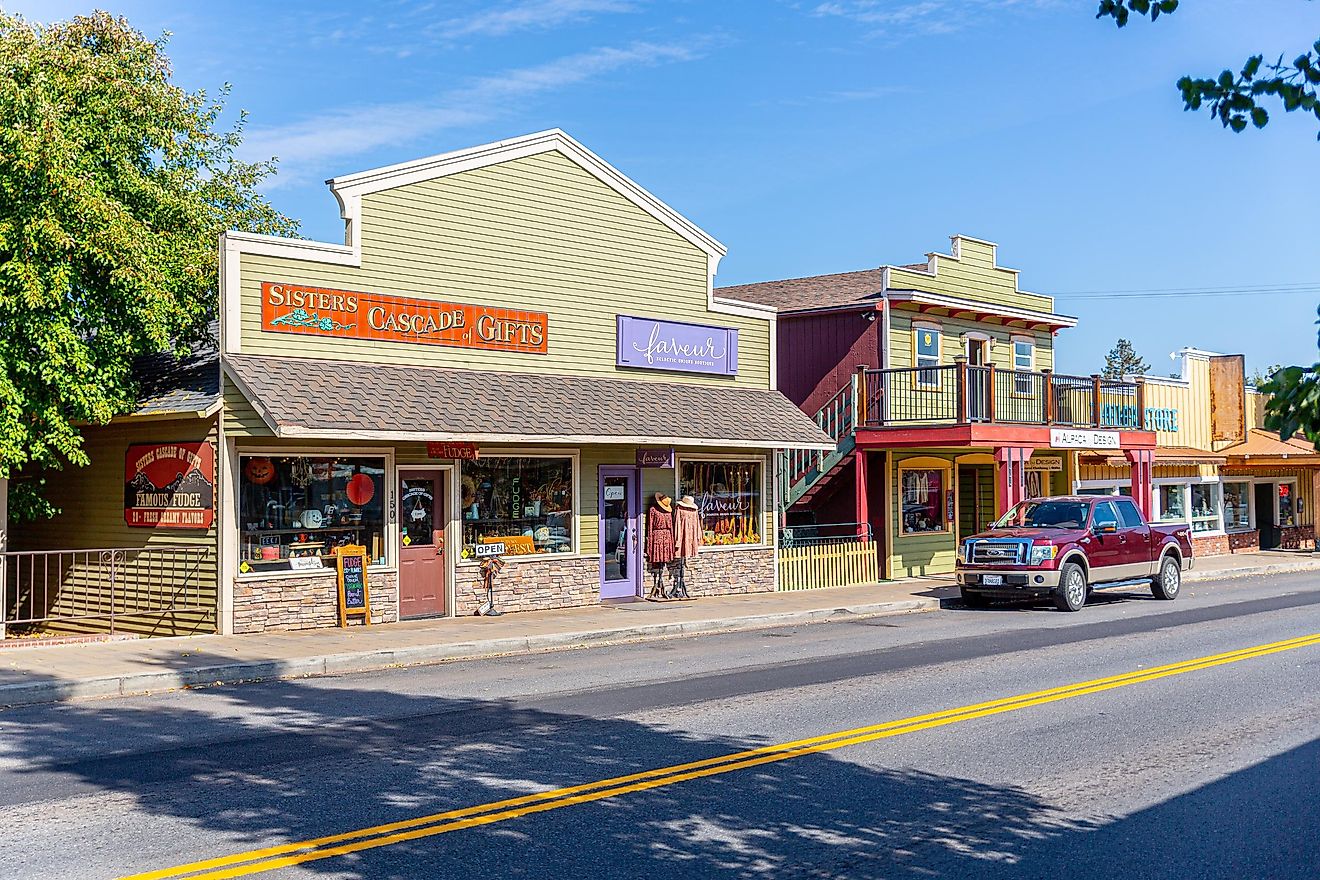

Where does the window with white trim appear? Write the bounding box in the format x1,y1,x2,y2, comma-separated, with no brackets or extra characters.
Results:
1222,481,1250,531
1012,338,1034,395
460,456,575,558
914,325,940,388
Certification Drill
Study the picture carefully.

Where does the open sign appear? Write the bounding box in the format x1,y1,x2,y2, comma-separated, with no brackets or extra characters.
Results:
475,542,506,558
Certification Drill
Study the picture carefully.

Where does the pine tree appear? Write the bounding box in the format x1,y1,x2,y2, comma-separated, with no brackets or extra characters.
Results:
1102,339,1151,379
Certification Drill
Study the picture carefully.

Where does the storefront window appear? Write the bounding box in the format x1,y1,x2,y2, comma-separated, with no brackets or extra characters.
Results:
1157,484,1186,522
1279,483,1297,527
679,460,764,546
900,468,947,534
239,455,387,574
461,457,574,558
1190,483,1222,533
1223,481,1250,531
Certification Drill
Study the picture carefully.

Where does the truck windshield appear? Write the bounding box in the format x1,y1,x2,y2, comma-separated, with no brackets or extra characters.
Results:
995,500,1089,529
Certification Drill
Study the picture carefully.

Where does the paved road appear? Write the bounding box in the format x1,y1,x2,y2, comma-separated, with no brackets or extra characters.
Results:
2,571,1318,879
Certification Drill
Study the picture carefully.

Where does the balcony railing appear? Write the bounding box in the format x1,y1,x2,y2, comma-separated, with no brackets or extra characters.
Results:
858,363,1145,430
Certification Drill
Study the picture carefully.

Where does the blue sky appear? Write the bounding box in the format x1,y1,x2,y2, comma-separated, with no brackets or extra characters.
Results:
11,0,1320,376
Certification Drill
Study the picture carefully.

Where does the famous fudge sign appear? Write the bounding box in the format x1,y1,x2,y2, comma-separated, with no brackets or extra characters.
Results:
124,442,216,528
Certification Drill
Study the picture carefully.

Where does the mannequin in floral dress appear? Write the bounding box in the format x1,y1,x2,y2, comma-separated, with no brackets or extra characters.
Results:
645,493,676,597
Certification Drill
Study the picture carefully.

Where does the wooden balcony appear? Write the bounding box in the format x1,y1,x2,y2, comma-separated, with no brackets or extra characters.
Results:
857,363,1145,430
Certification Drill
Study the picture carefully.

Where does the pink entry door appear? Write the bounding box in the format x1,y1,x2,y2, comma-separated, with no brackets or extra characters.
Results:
599,468,639,599
399,471,446,618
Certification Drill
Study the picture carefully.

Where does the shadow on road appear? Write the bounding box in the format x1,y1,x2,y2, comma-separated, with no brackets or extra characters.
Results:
0,647,1314,879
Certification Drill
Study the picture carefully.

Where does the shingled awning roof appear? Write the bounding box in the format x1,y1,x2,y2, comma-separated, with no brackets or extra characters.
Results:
128,322,221,418
224,354,834,449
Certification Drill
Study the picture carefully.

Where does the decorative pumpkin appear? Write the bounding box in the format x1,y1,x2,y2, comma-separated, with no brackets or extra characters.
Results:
346,472,376,506
244,457,276,485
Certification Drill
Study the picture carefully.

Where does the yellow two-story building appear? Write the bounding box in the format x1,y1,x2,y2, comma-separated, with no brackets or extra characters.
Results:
725,234,1158,579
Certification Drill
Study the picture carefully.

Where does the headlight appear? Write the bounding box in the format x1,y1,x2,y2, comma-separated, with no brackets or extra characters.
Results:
956,541,968,563
1029,544,1058,565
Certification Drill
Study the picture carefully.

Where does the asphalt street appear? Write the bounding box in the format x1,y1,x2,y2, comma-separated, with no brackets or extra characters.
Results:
2,571,1318,879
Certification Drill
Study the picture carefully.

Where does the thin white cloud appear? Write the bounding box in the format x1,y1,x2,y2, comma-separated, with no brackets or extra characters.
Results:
431,0,637,40
242,40,699,185
812,0,1059,37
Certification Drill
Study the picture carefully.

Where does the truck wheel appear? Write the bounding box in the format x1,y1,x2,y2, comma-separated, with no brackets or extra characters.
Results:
960,587,989,608
1054,562,1087,612
1152,555,1182,600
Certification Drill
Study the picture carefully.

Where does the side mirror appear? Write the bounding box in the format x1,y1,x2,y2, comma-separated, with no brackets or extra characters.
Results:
1094,523,1118,535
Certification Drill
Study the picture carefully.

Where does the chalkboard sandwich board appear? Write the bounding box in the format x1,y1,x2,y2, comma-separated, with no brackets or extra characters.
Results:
336,544,371,627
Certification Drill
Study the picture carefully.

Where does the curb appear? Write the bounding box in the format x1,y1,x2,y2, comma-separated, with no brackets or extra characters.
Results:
1185,559,1320,583
0,597,939,709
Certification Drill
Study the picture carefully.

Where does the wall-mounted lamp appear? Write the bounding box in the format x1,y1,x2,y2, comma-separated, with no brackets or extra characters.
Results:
862,311,876,322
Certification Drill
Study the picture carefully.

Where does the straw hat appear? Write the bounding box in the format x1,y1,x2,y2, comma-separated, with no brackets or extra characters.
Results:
653,492,673,512
676,495,699,511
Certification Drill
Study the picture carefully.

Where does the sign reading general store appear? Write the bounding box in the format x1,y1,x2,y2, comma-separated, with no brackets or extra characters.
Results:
261,282,548,354
124,442,216,528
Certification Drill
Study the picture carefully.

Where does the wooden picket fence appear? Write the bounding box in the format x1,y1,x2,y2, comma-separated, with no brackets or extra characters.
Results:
777,539,880,591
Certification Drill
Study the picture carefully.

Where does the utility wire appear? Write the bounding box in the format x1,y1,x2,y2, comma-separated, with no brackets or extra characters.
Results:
1048,283,1320,301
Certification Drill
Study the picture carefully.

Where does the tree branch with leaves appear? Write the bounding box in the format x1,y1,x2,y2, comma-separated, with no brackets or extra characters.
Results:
1097,0,1320,139
0,12,297,519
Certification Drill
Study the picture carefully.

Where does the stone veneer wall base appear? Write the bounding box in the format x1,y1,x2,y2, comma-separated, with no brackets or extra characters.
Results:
234,571,398,634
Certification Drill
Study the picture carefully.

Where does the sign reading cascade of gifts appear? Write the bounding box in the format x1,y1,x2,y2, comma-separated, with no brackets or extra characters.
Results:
261,282,549,354
125,442,216,528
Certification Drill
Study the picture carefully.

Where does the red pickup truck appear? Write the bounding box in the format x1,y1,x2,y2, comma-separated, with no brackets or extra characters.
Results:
955,495,1194,611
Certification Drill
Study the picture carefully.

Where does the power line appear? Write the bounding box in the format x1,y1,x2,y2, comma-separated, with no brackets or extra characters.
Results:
1049,283,1320,301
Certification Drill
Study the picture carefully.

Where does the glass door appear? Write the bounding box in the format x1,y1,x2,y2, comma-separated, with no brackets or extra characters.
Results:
599,468,639,599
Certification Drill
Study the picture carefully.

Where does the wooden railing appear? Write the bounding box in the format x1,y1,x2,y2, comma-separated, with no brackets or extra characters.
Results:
860,363,1144,430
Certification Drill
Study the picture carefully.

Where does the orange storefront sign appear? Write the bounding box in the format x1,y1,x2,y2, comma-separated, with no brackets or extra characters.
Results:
260,282,548,354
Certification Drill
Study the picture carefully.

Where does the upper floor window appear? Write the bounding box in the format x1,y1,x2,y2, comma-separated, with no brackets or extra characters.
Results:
914,325,940,388
1012,337,1034,395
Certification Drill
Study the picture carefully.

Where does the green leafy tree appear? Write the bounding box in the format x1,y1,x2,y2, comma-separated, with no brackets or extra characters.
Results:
1097,1,1320,139
1259,308,1320,449
1249,363,1283,387
0,11,296,519
1102,338,1151,379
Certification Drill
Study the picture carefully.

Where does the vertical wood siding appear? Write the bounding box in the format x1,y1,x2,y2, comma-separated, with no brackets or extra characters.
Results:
235,151,771,389
777,309,880,413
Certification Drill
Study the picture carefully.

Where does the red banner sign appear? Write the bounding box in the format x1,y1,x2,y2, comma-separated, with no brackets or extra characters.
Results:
124,442,216,529
427,442,480,460
261,282,548,354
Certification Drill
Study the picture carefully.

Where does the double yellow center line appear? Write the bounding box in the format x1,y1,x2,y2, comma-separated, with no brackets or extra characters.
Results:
126,631,1320,880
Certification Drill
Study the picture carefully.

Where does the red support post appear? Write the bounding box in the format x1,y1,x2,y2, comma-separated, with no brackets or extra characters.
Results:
854,450,870,541
1125,448,1154,519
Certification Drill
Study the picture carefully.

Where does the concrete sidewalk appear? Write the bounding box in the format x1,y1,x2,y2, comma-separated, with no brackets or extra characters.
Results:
1,550,1316,708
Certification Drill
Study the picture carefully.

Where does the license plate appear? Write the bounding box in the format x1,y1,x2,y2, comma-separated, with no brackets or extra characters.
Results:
981,574,1003,586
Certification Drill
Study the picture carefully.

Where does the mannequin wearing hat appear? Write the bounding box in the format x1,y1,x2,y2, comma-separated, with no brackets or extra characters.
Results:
671,494,703,598
645,493,677,597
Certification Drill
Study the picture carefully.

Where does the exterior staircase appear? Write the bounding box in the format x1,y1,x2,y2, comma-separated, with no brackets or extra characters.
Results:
779,376,858,513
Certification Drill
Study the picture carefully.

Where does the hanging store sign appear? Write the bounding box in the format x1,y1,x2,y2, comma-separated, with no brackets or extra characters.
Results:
124,442,216,528
636,447,675,468
427,441,479,460
1050,429,1120,449
261,282,548,354
616,315,738,377
1026,455,1064,472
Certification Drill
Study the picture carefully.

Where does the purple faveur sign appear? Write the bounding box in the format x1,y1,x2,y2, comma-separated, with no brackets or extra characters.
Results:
616,315,739,377
636,447,675,468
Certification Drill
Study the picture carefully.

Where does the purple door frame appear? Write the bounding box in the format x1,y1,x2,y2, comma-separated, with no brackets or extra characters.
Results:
599,466,640,599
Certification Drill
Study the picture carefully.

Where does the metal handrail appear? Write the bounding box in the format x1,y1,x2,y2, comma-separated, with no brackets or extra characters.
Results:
780,521,874,548
1,545,214,638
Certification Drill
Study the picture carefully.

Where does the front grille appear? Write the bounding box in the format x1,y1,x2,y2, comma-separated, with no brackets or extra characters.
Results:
969,541,1026,564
